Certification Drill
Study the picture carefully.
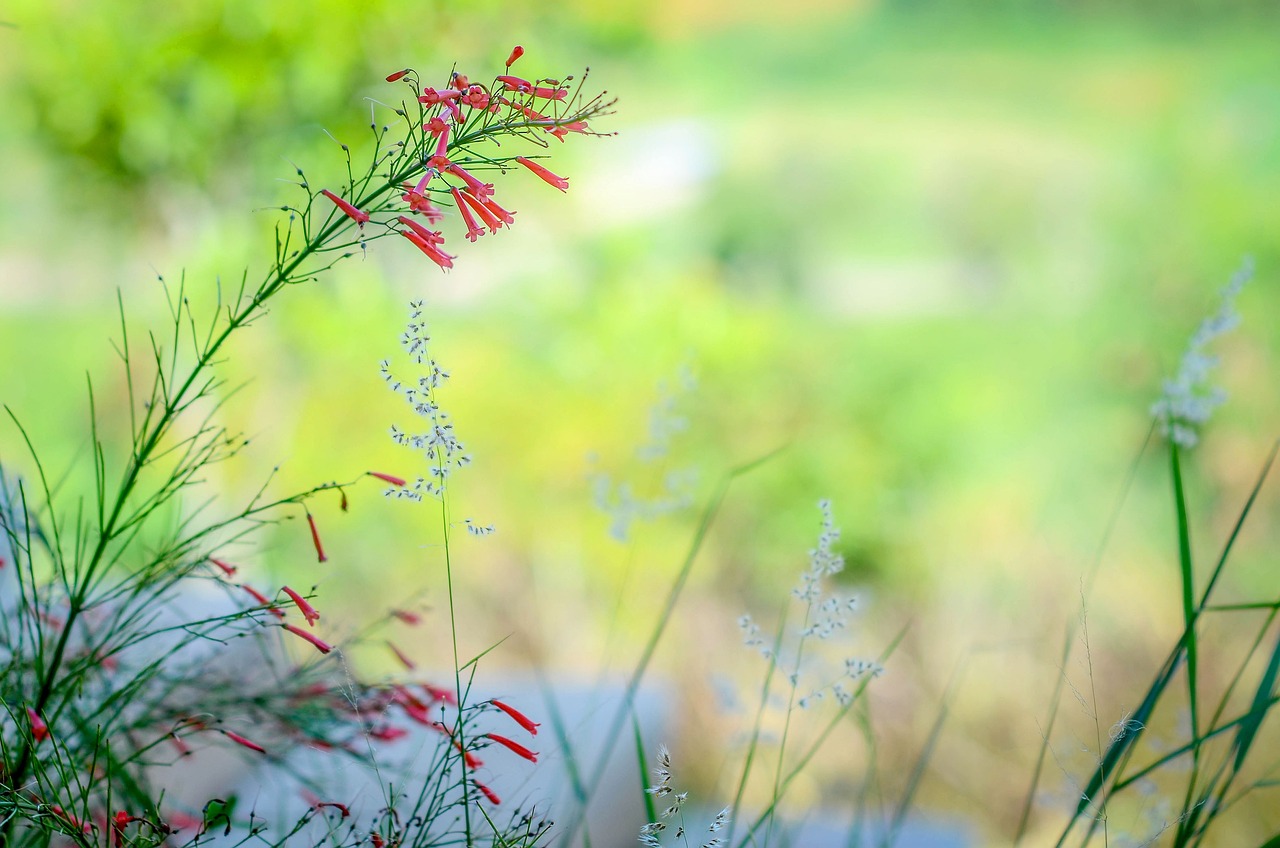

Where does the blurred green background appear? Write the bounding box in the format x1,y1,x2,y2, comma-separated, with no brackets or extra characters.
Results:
2,0,1279,842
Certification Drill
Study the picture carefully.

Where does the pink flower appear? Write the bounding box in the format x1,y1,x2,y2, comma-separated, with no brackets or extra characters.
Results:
450,188,487,242
209,558,238,576
445,163,494,201
397,216,443,245
386,69,411,83
419,87,462,106
461,85,490,111
531,86,568,101
387,640,416,670
425,115,449,137
27,707,49,743
306,512,327,563
391,608,422,625
485,732,538,763
400,230,455,271
319,189,370,227
482,196,516,226
223,729,267,754
242,583,286,618
476,781,501,805
283,622,334,654
489,699,540,735
505,46,524,68
496,75,532,93
458,189,503,234
369,725,408,742
422,683,459,705
368,471,408,487
281,585,320,627
401,189,444,222
515,156,569,192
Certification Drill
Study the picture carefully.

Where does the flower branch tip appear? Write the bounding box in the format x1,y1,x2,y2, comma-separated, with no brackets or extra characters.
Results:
320,189,370,226
505,46,524,68
27,707,49,742
209,558,238,576
386,69,411,83
368,471,408,487
477,782,501,805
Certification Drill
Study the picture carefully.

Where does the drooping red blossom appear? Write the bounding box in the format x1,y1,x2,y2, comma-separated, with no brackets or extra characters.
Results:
481,196,516,226
476,781,501,805
445,163,495,201
27,707,49,742
391,608,422,625
387,640,417,670
401,230,455,271
369,470,408,486
458,190,504,234
489,699,540,735
422,682,459,705
532,85,569,101
401,189,444,222
497,75,532,92
515,156,569,191
386,69,411,83
209,558,238,576
302,792,351,819
320,189,370,227
281,585,320,627
450,188,487,242
369,725,409,742
497,95,549,124
242,584,286,618
306,512,327,563
505,46,524,68
397,216,444,245
223,729,267,754
485,732,539,763
283,622,333,654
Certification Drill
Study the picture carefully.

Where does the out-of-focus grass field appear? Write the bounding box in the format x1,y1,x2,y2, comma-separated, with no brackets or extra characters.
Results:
2,0,1279,841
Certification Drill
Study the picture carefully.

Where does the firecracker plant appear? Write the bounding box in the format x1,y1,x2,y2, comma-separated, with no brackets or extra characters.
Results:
0,46,611,848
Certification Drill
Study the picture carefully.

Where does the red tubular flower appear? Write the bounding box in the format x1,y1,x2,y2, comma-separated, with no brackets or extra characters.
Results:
387,640,416,670
496,95,549,124
532,86,568,101
283,622,334,654
209,558,238,576
281,585,320,626
401,230,455,271
482,196,516,226
445,163,494,201
401,189,444,222
505,46,524,68
419,87,461,105
319,189,370,227
396,217,443,246
369,725,408,742
515,156,569,191
450,188,486,242
243,583,286,618
459,190,503,234
422,683,459,705
27,707,49,742
386,69,411,83
497,74,532,92
306,512,327,563
485,732,538,763
425,115,449,137
369,471,408,487
476,781,501,805
223,729,267,754
489,699,540,735
432,123,451,161
391,608,422,625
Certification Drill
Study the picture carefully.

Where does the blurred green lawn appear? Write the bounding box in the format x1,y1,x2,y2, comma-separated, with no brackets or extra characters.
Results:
2,1,1279,840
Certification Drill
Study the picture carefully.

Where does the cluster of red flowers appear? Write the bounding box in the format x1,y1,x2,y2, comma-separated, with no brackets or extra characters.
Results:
320,46,585,272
